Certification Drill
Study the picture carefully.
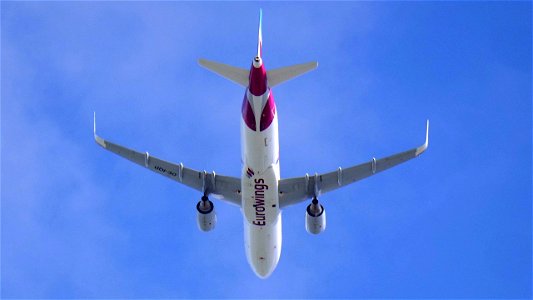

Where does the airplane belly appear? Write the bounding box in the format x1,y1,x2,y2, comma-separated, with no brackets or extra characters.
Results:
240,99,281,277
244,213,282,278
242,164,279,225
241,131,282,277
241,113,280,225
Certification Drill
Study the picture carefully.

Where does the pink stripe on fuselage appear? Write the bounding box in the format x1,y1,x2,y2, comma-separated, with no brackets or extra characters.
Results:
242,93,256,131
242,62,276,132
260,91,276,131
241,90,276,132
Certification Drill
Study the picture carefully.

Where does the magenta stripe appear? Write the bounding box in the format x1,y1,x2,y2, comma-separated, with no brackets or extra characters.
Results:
260,91,276,131
241,93,256,131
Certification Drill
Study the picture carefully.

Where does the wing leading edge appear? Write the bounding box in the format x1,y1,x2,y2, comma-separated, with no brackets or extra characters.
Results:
93,113,242,206
278,121,429,208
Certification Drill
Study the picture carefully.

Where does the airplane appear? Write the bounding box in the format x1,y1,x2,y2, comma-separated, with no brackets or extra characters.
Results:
94,10,429,279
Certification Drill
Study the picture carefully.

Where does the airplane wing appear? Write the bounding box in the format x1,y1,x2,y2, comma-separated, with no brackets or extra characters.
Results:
93,114,242,206
278,121,429,209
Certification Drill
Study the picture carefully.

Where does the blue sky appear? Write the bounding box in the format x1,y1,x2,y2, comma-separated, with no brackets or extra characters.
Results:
1,1,531,298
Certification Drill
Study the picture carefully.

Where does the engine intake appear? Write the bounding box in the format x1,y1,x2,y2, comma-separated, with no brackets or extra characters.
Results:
196,195,216,232
305,198,326,234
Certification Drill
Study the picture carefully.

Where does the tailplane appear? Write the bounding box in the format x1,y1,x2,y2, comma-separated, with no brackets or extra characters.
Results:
198,9,318,88
267,61,318,87
198,59,317,88
198,59,249,87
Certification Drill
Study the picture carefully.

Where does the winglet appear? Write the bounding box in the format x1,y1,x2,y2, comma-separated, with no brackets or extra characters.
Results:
93,112,106,148
415,120,429,156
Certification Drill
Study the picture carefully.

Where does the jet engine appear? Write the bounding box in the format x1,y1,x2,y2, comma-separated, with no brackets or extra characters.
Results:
305,198,326,234
196,195,216,232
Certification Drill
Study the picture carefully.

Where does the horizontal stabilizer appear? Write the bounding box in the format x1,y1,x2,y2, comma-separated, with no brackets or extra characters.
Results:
198,59,249,87
267,61,318,87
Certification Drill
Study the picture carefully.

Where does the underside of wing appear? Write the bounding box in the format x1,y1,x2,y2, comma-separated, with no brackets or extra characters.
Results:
279,121,429,208
94,114,242,206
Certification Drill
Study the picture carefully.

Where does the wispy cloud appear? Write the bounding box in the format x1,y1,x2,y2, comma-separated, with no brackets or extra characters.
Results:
2,1,531,298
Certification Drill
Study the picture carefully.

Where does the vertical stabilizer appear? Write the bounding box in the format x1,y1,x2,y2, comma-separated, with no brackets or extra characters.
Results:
257,9,263,58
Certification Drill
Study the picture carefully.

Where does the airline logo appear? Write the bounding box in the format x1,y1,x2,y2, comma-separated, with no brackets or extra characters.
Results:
246,167,255,178
253,178,268,226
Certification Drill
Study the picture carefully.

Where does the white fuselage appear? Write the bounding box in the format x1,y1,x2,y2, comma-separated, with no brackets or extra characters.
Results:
240,87,281,278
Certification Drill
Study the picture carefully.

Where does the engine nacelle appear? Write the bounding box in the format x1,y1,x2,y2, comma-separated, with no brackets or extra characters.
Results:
196,196,216,232
305,198,326,234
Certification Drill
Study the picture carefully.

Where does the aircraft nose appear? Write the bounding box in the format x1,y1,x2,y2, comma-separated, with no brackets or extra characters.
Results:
252,257,275,279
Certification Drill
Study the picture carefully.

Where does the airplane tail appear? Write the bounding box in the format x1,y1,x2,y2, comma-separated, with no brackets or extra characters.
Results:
267,62,318,87
257,9,263,58
198,60,318,88
198,9,318,88
198,59,249,87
